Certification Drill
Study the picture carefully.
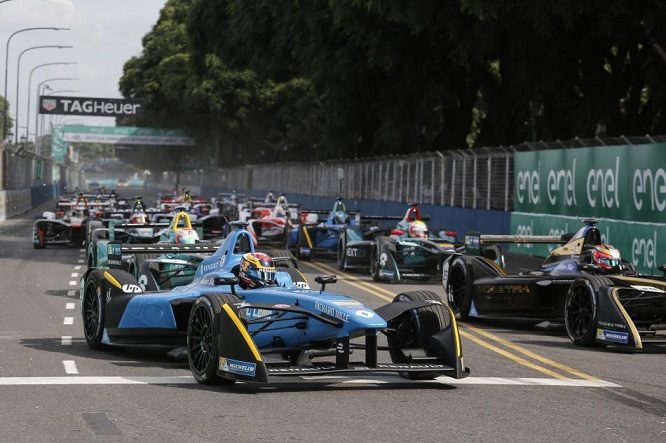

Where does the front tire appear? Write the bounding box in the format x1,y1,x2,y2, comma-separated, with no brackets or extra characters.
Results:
82,272,106,350
387,290,450,380
187,294,240,385
564,277,610,346
445,258,473,320
337,235,347,271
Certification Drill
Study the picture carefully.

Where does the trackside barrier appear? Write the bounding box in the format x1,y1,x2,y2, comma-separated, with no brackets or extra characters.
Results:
201,187,510,238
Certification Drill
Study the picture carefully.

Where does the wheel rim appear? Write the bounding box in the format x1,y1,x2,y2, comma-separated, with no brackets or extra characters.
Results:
566,285,593,338
448,267,466,309
189,304,214,374
83,284,100,339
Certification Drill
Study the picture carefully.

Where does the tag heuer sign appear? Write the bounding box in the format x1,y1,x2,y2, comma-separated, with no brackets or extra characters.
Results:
39,95,144,117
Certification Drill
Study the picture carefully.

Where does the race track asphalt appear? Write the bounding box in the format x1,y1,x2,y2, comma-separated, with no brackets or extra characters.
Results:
0,198,664,442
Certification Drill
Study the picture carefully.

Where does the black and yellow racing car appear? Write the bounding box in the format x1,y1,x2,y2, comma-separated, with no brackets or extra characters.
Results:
443,219,666,350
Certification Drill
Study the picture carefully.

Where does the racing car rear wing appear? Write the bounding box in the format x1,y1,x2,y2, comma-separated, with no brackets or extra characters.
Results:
106,241,219,269
464,231,568,255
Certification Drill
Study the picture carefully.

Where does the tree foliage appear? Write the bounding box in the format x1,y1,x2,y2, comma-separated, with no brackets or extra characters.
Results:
0,95,13,142
119,0,666,169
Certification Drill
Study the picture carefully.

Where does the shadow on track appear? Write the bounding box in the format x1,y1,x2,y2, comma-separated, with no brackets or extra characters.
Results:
19,337,189,370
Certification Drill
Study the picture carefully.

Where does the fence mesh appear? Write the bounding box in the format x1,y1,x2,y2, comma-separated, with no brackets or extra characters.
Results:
150,134,666,211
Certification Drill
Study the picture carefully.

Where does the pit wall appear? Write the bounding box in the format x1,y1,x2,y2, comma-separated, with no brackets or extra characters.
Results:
201,187,511,239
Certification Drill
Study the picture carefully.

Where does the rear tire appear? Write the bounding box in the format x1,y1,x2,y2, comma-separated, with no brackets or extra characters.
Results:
387,291,450,380
187,294,241,385
564,276,611,347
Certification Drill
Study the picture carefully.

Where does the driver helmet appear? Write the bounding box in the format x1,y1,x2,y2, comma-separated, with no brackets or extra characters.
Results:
130,213,147,224
175,228,199,244
591,244,621,271
239,252,276,289
408,220,428,238
333,210,347,224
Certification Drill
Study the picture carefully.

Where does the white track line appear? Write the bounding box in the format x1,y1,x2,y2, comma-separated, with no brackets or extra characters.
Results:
74,265,81,270
63,317,73,325
61,336,72,346
67,290,76,297
62,361,78,375
70,273,78,278
68,281,76,286
65,303,75,310
79,249,85,252
0,376,621,387
77,259,84,264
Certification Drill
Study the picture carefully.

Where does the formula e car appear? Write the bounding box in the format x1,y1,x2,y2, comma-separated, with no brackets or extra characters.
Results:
336,204,463,283
443,219,666,350
242,194,300,247
80,222,467,384
32,194,99,248
286,197,384,261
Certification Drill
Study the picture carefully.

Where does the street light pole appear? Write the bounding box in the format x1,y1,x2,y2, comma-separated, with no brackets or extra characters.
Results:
14,45,73,142
2,27,70,140
26,62,76,142
34,77,76,154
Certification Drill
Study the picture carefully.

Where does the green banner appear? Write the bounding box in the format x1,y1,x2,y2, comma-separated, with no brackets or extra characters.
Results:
510,213,664,275
514,144,666,223
51,124,66,164
61,125,194,146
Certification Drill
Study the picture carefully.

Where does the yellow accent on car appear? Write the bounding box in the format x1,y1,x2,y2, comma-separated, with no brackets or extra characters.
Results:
611,288,643,350
447,305,462,358
103,271,122,289
171,211,193,232
222,303,263,362
302,225,314,248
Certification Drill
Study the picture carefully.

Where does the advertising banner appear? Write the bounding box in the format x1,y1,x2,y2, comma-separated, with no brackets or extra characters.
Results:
61,125,195,146
39,96,144,118
514,144,666,223
510,212,665,275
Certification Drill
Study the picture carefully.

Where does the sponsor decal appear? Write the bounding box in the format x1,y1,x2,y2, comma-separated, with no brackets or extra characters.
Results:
596,328,629,344
39,95,144,117
294,281,310,289
273,304,291,309
332,300,364,307
201,261,219,273
354,309,375,319
299,247,311,255
380,270,395,278
632,231,657,269
598,321,627,330
218,357,256,377
314,301,349,322
336,343,345,354
346,247,363,257
480,284,531,295
122,284,142,294
246,308,274,319
105,288,111,304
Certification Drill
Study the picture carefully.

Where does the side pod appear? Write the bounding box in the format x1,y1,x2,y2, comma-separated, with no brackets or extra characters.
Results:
215,303,269,383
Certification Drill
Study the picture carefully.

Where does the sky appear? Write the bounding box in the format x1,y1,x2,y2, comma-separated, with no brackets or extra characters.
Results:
0,0,168,140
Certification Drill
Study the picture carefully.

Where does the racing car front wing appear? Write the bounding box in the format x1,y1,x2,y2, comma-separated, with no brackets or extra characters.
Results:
212,300,468,384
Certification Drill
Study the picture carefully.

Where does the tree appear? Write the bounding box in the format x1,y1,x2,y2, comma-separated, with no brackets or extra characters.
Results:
0,95,13,142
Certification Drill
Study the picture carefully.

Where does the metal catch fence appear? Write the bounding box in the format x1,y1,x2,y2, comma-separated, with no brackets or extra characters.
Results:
152,134,666,211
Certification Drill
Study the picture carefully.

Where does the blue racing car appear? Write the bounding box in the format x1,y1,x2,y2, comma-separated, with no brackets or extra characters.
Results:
80,221,467,385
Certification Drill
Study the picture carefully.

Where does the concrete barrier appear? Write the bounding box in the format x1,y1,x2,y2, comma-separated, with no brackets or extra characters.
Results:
0,189,32,221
